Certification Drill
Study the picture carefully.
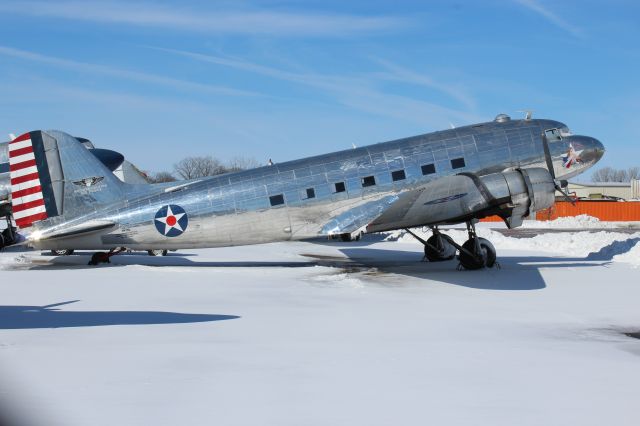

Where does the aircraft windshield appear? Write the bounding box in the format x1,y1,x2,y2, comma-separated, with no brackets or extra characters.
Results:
559,126,572,136
544,128,563,141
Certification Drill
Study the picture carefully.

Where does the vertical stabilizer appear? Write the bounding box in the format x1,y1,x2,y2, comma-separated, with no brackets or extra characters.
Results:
9,130,126,228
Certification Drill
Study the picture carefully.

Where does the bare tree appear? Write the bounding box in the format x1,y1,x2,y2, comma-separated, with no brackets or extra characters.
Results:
613,169,629,182
174,156,226,179
592,167,615,182
592,166,640,182
151,171,177,183
227,156,261,172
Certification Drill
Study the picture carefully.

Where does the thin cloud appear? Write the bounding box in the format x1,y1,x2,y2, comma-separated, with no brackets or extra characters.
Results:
0,1,408,37
0,45,259,98
370,58,476,109
515,0,584,37
149,47,480,127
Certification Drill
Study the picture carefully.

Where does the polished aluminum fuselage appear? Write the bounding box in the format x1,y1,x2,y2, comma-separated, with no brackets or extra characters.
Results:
30,118,603,250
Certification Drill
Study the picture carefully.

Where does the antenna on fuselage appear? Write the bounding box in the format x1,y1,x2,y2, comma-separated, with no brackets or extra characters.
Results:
517,110,534,120
449,122,456,129
8,133,16,141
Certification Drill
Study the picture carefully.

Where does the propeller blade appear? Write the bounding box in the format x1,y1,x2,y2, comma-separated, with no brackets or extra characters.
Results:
541,132,556,180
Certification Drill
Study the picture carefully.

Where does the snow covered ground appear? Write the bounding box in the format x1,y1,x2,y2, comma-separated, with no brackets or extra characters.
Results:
1,221,640,426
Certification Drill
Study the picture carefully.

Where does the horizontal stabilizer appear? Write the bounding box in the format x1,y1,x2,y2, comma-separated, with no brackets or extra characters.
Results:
29,220,115,242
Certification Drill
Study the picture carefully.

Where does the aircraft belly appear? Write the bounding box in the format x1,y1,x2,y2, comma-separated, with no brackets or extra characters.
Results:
37,206,294,250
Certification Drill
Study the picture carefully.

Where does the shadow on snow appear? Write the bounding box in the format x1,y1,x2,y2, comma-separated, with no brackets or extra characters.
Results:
0,300,239,330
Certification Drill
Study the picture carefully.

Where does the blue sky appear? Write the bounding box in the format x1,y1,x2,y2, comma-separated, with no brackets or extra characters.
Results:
0,0,638,177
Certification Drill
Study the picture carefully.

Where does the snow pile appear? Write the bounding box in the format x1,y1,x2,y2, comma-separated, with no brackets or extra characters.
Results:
522,214,619,229
383,228,640,260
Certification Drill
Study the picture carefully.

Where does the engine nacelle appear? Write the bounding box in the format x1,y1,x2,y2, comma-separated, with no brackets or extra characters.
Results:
366,167,557,233
474,167,556,228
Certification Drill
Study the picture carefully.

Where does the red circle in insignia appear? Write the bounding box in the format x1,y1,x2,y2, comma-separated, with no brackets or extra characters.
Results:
166,216,177,226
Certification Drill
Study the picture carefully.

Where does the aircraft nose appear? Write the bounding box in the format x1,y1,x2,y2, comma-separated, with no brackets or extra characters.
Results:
586,136,605,164
592,137,605,162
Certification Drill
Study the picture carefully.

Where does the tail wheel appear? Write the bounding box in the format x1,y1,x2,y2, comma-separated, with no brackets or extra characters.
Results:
424,234,457,261
51,249,74,256
148,249,168,256
458,237,496,270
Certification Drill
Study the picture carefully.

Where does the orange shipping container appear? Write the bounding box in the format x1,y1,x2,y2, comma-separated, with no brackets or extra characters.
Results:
480,201,640,223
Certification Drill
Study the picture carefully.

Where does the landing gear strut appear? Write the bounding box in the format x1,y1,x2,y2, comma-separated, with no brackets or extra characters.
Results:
457,220,497,270
405,227,456,262
404,220,498,270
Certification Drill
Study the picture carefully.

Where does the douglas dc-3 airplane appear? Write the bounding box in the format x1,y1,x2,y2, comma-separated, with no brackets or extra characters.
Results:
5,113,604,269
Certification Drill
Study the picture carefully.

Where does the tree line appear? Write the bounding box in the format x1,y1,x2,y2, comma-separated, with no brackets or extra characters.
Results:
148,156,262,182
591,167,640,183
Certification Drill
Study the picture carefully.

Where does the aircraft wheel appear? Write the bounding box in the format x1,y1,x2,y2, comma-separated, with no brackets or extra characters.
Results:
340,233,352,242
51,249,75,256
424,234,457,261
148,249,168,256
458,237,496,270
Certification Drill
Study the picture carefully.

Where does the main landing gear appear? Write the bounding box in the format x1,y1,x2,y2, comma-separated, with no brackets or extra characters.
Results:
405,221,498,270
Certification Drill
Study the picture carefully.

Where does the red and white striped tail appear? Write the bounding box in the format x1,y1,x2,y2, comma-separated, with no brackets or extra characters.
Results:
9,132,48,228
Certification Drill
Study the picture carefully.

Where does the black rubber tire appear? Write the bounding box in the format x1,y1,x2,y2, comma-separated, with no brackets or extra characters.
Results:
51,249,74,256
148,249,168,256
458,237,496,270
424,234,457,262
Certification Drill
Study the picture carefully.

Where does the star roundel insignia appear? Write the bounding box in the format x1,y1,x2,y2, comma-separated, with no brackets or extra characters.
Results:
154,204,188,237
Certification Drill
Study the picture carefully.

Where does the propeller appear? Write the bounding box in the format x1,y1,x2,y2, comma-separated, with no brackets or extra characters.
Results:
541,132,576,205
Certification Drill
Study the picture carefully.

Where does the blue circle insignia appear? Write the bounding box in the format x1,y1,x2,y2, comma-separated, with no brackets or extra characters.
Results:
154,204,188,237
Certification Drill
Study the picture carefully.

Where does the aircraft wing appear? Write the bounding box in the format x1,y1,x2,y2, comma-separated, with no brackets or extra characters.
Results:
365,168,554,233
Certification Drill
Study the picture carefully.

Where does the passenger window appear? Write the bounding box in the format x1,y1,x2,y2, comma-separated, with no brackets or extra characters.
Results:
334,182,346,193
451,157,466,169
391,170,406,181
361,176,376,187
269,194,285,206
421,163,436,175
305,188,315,199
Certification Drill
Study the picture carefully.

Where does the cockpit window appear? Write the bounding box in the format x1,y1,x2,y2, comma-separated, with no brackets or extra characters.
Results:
559,126,572,137
544,128,562,141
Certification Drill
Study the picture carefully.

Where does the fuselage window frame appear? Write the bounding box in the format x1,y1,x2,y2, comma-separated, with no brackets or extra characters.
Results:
334,181,346,193
421,163,436,175
451,157,466,169
361,175,376,187
269,194,285,207
305,187,316,199
391,169,406,181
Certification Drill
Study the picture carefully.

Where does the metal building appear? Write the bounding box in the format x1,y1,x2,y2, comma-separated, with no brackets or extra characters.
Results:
564,180,640,200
